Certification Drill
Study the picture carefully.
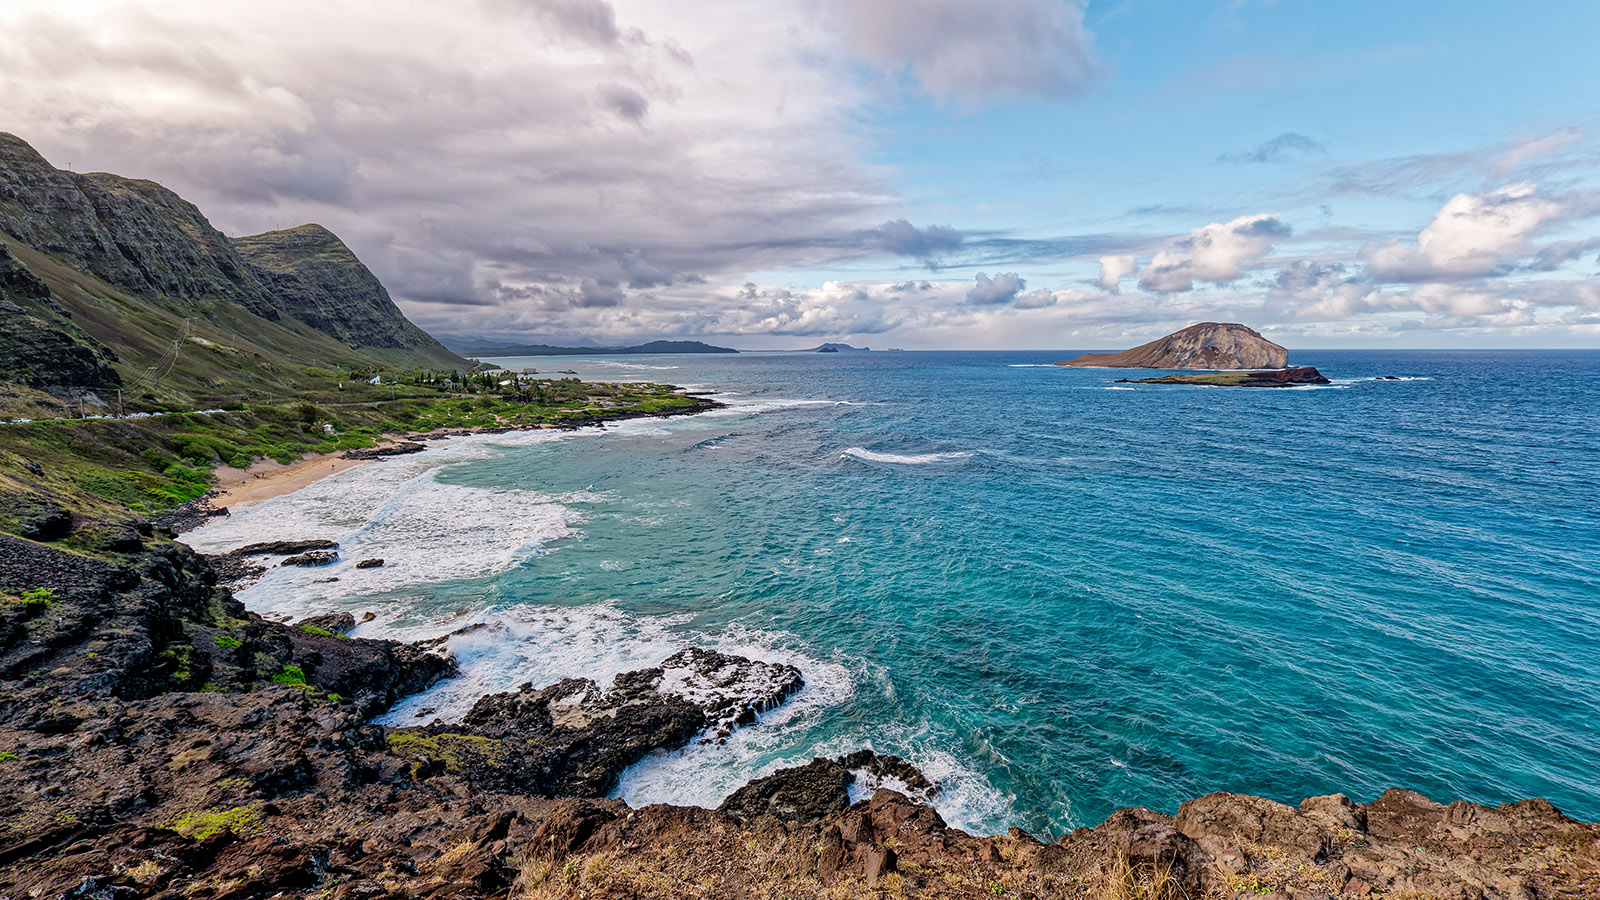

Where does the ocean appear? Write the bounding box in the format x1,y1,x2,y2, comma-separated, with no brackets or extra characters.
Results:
184,349,1600,838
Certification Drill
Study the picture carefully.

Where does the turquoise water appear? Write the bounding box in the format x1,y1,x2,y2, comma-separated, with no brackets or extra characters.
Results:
189,349,1600,836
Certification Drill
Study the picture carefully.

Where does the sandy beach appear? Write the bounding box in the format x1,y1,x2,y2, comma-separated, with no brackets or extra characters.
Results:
208,453,374,510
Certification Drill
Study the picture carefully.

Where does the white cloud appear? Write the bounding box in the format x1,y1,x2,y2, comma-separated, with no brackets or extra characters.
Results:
1098,254,1138,292
1363,183,1568,282
0,0,906,333
1136,214,1290,292
1012,288,1058,309
965,271,1026,304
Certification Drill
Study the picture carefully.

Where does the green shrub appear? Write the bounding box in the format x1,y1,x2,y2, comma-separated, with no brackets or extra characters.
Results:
212,634,242,649
271,664,307,686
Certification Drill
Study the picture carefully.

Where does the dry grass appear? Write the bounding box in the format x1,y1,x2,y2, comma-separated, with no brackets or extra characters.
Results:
1100,856,1181,900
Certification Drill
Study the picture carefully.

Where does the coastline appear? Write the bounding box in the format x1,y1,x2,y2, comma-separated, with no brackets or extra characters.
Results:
207,452,375,511
2,529,1596,899
171,394,725,533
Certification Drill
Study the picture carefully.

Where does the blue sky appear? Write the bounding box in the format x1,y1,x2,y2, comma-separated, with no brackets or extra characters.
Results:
2,0,1598,348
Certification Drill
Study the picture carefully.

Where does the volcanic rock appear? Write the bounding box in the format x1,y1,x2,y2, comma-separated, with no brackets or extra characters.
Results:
1116,366,1332,387
1057,322,1289,369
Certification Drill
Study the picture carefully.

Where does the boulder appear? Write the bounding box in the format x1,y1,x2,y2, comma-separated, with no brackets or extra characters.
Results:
719,757,853,824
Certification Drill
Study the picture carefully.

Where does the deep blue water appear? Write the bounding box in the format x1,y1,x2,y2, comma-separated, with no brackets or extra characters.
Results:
192,349,1600,836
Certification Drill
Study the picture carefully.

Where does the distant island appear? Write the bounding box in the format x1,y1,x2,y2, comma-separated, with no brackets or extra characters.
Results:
799,342,869,352
444,338,738,356
1118,367,1331,387
1057,322,1288,369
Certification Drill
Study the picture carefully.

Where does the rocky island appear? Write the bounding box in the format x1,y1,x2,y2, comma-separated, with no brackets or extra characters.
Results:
1058,322,1290,369
1118,366,1333,387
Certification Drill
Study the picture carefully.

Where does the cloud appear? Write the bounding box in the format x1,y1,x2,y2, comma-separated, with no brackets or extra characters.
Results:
1012,288,1057,309
487,0,629,47
0,0,922,336
596,84,649,123
814,0,1098,105
1098,254,1138,292
1217,131,1325,164
965,271,1025,304
1327,129,1597,199
1491,129,1584,179
1363,183,1569,282
1136,214,1290,292
863,219,964,264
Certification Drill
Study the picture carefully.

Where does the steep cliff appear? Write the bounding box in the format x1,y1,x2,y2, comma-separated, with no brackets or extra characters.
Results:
0,132,465,395
0,239,120,390
234,224,462,368
1057,322,1290,369
0,133,278,318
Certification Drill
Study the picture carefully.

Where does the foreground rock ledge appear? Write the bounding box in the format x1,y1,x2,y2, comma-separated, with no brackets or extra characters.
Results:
2,533,1597,899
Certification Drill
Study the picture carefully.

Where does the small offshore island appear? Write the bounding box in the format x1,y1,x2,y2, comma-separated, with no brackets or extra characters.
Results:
1118,367,1332,387
1057,323,1290,370
3,134,1598,899
1060,323,1333,388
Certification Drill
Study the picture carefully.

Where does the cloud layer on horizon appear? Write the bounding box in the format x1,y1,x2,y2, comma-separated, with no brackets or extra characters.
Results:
0,1,1596,348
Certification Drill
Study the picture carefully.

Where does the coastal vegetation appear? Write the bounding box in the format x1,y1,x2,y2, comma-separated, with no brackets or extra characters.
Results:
0,374,705,539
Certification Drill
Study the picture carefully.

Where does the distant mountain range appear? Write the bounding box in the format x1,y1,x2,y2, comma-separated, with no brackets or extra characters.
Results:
445,338,738,356
0,132,465,406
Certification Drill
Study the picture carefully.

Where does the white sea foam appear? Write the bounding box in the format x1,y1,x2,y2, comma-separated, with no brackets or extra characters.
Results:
595,361,681,371
185,430,592,616
185,404,1014,835
840,447,974,465
1007,364,1062,368
376,603,713,724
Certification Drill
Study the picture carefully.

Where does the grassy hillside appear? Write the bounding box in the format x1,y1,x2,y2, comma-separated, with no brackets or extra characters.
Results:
0,375,708,544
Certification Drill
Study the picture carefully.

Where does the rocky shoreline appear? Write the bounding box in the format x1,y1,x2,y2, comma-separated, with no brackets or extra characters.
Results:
4,529,1597,899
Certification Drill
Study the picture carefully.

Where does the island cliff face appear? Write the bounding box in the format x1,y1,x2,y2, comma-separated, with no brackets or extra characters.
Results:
1057,322,1289,369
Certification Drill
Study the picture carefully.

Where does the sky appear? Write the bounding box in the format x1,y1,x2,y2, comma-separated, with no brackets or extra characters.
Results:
1,0,1598,349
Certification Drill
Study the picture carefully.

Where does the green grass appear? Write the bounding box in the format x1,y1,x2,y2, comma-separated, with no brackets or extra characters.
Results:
165,805,264,839
212,634,242,649
384,731,508,773
270,664,307,686
1,376,703,536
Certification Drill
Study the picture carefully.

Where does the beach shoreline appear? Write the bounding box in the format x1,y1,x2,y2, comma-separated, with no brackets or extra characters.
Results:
207,452,375,510
184,394,726,526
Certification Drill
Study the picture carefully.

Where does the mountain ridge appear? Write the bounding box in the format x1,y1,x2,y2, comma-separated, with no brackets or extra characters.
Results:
445,338,738,356
0,132,466,404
